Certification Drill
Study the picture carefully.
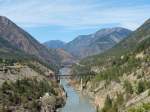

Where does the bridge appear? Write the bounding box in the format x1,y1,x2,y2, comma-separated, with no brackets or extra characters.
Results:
56,73,95,79
55,74,95,91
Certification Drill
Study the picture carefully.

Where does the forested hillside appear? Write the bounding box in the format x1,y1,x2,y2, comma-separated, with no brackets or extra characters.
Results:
72,18,150,112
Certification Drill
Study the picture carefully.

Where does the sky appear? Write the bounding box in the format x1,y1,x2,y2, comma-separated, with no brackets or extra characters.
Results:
0,0,150,43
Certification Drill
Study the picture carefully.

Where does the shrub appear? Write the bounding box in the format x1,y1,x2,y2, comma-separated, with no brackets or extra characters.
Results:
102,95,112,112
0,78,55,111
128,103,150,112
137,80,146,94
124,80,133,94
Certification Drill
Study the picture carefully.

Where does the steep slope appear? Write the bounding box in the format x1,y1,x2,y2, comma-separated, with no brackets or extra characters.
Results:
72,19,150,112
0,16,60,67
43,40,66,49
0,16,66,111
110,18,150,55
81,18,150,66
44,41,77,65
0,57,66,112
0,36,29,59
53,48,77,65
65,27,132,58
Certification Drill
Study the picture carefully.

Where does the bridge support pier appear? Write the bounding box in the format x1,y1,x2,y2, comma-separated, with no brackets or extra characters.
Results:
80,78,83,91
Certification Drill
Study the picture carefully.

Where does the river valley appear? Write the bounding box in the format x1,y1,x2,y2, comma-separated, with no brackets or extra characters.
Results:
58,68,96,112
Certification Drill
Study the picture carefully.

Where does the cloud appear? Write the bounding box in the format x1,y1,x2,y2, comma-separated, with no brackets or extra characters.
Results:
0,0,149,30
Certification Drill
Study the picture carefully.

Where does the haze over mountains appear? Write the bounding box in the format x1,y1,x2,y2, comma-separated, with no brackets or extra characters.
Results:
44,27,132,58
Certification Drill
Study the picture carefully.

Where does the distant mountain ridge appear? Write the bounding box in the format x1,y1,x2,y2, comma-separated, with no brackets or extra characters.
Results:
43,42,77,65
43,40,66,49
65,27,132,58
44,27,132,59
81,18,150,66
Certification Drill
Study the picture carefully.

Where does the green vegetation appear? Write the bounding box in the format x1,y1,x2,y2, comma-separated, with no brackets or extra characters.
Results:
92,55,140,83
124,80,133,94
94,66,120,83
102,93,124,112
137,80,150,94
0,78,56,112
102,95,113,112
0,58,17,66
71,19,150,112
135,36,150,53
137,80,146,94
128,103,150,112
0,37,59,72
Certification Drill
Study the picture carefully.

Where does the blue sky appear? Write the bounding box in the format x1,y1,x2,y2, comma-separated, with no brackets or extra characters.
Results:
0,0,150,43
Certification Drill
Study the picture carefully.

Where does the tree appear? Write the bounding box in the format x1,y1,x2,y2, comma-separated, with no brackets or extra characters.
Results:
124,80,133,94
102,95,112,112
137,80,146,94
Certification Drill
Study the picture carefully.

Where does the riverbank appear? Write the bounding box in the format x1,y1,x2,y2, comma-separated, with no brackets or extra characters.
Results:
58,79,96,112
68,79,97,108
40,81,67,112
57,67,96,112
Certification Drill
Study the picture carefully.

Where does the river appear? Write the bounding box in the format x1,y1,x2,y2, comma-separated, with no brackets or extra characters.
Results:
58,68,96,112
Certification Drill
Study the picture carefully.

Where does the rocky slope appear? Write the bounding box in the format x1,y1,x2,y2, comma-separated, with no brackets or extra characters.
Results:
0,16,66,112
51,48,77,65
0,60,66,112
0,16,61,68
64,27,132,58
43,40,66,49
72,18,150,112
43,41,77,66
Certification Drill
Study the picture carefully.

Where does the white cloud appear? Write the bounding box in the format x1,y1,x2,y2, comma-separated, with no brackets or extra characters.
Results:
0,0,149,30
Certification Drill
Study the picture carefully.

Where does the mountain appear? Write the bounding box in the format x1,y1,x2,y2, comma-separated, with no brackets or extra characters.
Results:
0,36,21,57
43,40,66,49
72,19,150,111
44,40,77,65
109,18,150,55
53,48,77,65
0,16,66,111
83,18,150,66
0,16,60,68
64,27,132,58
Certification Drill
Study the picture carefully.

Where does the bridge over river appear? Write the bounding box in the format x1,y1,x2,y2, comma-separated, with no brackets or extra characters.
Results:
56,69,95,91
58,67,96,112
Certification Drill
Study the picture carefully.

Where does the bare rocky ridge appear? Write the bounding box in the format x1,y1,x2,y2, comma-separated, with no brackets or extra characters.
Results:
44,27,132,59
64,27,132,58
53,48,77,65
43,40,66,49
0,16,60,66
